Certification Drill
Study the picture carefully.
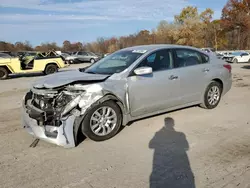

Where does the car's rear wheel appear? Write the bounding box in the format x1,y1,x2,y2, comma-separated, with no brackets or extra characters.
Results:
44,64,58,75
200,81,222,109
0,67,8,80
233,58,238,64
90,58,95,64
81,101,122,141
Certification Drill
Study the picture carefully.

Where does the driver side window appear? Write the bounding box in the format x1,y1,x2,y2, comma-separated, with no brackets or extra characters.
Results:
138,49,173,71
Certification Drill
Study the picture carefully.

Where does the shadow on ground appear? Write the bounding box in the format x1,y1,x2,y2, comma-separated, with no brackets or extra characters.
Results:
241,65,250,69
149,117,195,188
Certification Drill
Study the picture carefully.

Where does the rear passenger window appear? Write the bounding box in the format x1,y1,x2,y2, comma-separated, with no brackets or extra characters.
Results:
175,49,209,68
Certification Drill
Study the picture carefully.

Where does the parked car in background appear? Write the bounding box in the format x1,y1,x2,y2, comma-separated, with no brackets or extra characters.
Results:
0,51,18,57
225,51,250,63
22,44,232,148
0,51,68,79
201,48,216,54
0,52,12,59
72,51,100,63
228,52,250,63
60,52,70,60
220,52,233,61
64,53,78,64
216,52,224,59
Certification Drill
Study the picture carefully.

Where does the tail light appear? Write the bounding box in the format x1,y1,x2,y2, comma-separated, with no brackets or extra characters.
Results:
223,64,232,73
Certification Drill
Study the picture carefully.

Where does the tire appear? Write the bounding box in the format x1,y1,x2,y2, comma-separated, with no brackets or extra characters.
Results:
90,58,95,64
200,81,222,109
81,100,122,141
0,67,8,80
44,64,58,75
248,59,250,63
233,58,238,64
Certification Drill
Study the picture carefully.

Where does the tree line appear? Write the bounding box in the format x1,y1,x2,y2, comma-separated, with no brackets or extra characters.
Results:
1,0,249,53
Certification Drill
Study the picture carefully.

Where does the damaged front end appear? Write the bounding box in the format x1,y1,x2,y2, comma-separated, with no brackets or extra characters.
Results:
22,83,104,148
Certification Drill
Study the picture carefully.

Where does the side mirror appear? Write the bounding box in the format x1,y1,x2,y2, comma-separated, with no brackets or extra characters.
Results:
134,67,152,76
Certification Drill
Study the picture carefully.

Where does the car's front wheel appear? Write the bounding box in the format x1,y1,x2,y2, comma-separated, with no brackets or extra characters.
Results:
81,101,122,141
200,81,222,109
233,58,238,64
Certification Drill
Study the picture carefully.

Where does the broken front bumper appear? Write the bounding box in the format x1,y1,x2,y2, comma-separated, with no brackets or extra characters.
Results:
21,102,77,148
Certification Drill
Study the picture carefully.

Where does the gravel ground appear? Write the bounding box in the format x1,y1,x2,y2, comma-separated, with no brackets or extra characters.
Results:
0,63,250,188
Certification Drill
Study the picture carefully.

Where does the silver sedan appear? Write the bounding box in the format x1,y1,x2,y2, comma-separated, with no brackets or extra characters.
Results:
22,45,232,148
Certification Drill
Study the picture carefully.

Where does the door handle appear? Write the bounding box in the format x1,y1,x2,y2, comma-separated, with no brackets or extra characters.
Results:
169,75,178,80
203,68,210,72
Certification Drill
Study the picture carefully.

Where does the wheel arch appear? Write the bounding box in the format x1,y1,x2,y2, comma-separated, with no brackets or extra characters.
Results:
212,78,224,93
44,62,59,72
0,65,13,74
73,94,126,146
45,62,59,68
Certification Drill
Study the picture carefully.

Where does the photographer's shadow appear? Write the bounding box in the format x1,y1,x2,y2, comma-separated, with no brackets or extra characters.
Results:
149,117,195,188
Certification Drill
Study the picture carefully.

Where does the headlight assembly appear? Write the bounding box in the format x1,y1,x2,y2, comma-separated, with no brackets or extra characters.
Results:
61,95,82,116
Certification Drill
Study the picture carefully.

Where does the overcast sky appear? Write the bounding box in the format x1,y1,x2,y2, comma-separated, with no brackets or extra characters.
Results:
0,0,228,45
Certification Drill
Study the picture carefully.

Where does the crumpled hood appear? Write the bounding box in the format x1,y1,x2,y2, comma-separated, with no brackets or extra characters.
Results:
33,69,109,89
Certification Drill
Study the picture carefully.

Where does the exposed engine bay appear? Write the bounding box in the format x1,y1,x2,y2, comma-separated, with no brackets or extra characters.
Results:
24,83,104,127
21,69,128,148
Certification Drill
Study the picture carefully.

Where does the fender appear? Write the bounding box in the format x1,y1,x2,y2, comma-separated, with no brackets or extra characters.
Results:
72,94,128,145
0,65,14,73
46,60,61,68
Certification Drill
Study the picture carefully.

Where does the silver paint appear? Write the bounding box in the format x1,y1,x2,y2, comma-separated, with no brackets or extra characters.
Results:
22,44,232,148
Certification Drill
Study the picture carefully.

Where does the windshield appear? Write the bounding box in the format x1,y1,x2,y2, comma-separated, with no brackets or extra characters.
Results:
85,50,143,75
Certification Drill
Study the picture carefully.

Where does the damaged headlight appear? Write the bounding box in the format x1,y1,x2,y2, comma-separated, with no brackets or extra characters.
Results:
61,95,82,116
39,100,45,109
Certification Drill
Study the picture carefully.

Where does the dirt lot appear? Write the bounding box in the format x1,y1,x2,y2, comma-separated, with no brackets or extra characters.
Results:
1,63,250,188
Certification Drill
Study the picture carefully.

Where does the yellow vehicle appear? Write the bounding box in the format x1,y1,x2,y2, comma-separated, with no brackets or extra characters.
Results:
0,51,68,79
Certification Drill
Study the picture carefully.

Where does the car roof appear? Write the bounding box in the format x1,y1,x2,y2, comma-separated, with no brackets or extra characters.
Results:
121,44,201,52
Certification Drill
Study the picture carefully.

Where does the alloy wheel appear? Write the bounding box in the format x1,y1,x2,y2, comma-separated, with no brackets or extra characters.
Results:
207,86,220,105
90,106,118,136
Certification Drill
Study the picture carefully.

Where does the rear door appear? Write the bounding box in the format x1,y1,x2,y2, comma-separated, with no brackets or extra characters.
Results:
173,48,211,104
128,49,181,117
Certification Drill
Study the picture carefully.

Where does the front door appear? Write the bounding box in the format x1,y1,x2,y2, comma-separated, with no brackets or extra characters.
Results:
127,49,181,117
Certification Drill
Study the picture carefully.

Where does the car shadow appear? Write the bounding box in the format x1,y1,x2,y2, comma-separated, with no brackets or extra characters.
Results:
241,65,250,69
149,117,195,188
